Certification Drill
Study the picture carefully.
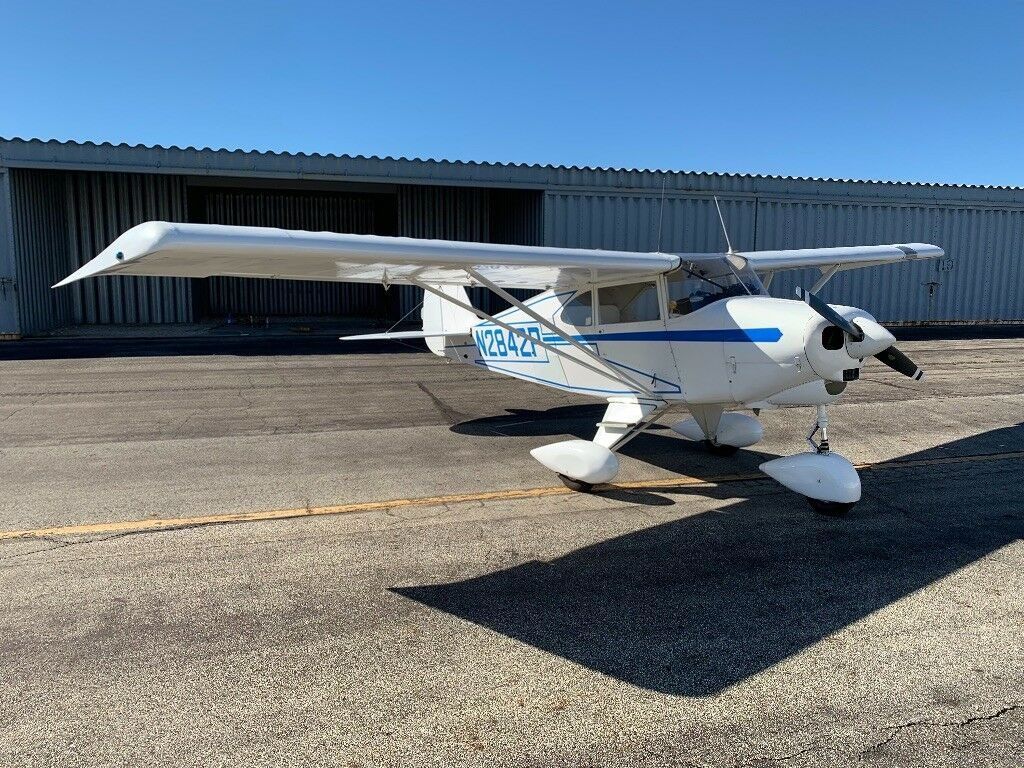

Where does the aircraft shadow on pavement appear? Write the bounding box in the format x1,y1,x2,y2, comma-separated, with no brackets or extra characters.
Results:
449,404,771,477
395,421,1024,696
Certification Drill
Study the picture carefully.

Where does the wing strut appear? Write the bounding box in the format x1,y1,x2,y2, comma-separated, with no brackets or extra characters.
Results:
809,264,841,294
464,268,663,399
408,277,660,399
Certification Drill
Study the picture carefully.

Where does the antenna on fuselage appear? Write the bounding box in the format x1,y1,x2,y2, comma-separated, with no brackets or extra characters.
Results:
713,195,752,292
655,177,667,253
713,195,735,255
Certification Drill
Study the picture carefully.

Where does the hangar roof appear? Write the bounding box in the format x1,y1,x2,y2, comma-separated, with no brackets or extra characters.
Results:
2,136,1024,204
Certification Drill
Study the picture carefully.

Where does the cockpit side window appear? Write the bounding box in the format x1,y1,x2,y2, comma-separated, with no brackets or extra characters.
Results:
561,290,593,326
666,257,764,317
596,281,661,325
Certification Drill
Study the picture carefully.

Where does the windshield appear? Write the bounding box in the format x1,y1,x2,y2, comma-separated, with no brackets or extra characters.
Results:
666,257,765,317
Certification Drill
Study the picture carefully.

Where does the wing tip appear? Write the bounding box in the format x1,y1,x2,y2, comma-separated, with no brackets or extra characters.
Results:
51,220,176,289
52,264,93,288
900,243,945,259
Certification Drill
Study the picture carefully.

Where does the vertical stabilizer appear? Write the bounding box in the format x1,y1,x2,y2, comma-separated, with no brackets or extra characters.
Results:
420,284,478,356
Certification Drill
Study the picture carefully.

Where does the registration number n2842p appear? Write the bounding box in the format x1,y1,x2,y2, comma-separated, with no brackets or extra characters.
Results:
473,324,547,362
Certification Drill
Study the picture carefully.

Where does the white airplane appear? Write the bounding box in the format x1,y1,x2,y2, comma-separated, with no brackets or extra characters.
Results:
56,212,943,515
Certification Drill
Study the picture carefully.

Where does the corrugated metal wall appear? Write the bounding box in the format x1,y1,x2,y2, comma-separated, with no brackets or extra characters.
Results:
9,170,72,334
0,170,18,336
11,169,192,332
6,152,1024,333
544,192,1024,324
66,172,192,324
759,201,1024,323
544,193,756,253
201,189,387,317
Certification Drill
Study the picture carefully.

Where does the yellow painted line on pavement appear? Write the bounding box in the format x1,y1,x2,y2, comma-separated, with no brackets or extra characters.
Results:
2,450,1021,542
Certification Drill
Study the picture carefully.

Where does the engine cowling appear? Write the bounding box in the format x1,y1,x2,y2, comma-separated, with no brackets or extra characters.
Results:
803,306,891,382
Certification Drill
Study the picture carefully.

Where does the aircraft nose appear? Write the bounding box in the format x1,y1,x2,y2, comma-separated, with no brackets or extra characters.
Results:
844,316,895,358
802,304,880,382
802,300,927,383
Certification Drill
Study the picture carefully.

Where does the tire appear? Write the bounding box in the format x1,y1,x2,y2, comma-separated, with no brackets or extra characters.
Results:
557,474,595,493
703,440,740,457
806,497,856,516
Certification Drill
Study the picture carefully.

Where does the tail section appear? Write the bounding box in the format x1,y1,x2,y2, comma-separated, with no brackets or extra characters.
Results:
421,283,478,357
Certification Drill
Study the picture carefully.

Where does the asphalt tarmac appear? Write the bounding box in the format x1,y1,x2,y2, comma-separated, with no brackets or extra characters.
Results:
0,337,1021,767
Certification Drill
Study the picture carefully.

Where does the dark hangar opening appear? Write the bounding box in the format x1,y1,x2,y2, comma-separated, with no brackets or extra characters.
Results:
185,182,542,322
6,167,545,335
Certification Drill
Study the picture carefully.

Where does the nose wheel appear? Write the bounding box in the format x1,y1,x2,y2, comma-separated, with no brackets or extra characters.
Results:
805,405,855,515
759,405,862,515
557,474,596,493
805,497,856,516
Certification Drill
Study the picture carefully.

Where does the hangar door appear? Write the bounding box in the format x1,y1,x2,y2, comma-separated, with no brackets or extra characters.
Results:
190,184,543,322
191,187,396,319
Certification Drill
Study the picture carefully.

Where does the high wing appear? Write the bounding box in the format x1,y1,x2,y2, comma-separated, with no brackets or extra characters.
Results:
53,221,681,291
54,221,944,291
739,243,943,275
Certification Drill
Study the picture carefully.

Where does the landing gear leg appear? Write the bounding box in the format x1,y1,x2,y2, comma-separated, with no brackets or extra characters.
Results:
803,405,855,516
806,405,830,454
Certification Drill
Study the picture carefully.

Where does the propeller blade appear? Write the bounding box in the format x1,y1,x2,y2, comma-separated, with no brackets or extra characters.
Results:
874,346,925,380
795,286,864,341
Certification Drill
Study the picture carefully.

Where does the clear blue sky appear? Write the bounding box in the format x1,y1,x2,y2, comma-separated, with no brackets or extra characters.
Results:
3,1,1023,185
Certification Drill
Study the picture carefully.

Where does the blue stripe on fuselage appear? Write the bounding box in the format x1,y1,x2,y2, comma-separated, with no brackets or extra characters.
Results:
539,328,783,344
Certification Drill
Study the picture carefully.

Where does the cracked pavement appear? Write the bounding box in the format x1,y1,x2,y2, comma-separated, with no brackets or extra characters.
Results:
0,338,1022,766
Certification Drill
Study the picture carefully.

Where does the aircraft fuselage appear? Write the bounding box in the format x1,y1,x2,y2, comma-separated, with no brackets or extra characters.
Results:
444,280,868,409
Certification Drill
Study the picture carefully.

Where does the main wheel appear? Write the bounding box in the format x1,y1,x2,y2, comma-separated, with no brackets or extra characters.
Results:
806,497,856,516
557,474,595,493
703,440,740,457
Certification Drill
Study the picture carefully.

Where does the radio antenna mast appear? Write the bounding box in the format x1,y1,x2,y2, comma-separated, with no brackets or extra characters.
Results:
713,195,735,255
655,177,667,253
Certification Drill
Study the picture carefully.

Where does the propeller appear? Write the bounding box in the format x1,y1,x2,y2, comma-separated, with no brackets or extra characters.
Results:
795,287,925,380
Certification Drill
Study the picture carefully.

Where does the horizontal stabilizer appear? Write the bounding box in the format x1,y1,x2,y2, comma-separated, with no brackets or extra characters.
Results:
339,330,472,342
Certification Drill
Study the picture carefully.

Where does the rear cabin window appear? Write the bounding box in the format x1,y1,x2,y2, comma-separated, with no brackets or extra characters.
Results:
597,281,661,325
561,291,593,326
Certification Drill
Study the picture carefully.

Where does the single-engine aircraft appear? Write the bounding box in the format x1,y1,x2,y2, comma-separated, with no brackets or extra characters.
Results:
56,213,943,514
